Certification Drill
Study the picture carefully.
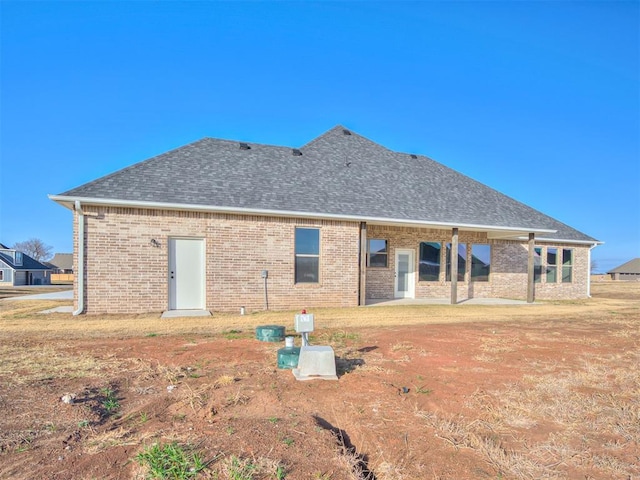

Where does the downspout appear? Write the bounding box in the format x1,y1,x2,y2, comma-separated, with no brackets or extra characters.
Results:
587,243,597,298
73,201,85,315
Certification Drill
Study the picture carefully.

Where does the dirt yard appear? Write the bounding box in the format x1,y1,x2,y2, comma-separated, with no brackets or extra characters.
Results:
0,282,638,479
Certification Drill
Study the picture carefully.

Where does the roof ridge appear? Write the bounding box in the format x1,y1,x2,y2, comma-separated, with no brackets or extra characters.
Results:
301,124,392,152
201,137,297,150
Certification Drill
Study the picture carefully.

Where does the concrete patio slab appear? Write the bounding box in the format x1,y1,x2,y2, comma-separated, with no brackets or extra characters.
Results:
161,309,212,318
366,297,536,306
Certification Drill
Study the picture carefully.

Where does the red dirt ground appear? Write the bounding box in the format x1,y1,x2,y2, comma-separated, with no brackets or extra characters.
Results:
1,284,638,479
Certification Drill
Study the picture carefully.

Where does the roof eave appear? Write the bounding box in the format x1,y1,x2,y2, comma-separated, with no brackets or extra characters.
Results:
515,236,602,246
49,194,568,239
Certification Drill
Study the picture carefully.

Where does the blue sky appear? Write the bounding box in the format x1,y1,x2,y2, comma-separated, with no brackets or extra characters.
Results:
1,1,638,273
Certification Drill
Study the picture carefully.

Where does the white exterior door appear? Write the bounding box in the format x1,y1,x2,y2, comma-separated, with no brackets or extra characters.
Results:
168,238,205,310
394,249,415,298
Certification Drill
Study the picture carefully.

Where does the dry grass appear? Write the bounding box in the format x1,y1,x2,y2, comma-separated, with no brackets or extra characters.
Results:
210,454,285,479
0,343,121,385
0,287,70,300
478,335,518,353
84,426,154,454
417,411,559,479
1,281,638,341
419,347,640,479
213,374,237,387
0,282,636,343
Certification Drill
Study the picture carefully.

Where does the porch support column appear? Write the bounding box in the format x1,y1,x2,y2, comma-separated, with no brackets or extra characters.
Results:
358,222,367,306
450,227,459,305
527,232,535,303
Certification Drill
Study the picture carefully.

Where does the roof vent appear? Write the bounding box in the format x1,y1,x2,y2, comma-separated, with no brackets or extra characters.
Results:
342,129,351,136
239,142,251,150
410,154,418,159
292,148,303,156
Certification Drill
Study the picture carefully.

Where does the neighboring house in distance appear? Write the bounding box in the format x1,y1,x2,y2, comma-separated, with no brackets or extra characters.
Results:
47,253,75,284
607,258,640,281
48,253,74,273
0,243,52,286
49,126,600,315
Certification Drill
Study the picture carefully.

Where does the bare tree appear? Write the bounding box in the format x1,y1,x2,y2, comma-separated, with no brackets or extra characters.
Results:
13,238,53,262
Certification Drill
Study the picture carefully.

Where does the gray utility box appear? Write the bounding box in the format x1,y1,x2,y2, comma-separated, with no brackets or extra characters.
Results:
294,313,314,333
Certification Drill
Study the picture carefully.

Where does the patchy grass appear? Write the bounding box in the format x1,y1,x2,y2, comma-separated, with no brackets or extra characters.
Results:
418,347,640,479
0,344,120,385
214,455,286,480
1,282,637,341
136,442,208,479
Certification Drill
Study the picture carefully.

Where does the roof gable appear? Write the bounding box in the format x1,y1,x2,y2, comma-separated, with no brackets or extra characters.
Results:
54,126,597,243
0,246,52,271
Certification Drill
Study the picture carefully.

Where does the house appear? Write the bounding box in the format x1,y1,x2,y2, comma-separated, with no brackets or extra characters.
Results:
48,253,74,274
49,126,600,315
0,243,52,286
607,258,640,281
47,253,74,284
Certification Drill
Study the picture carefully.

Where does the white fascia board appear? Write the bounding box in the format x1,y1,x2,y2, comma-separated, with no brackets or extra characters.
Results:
507,235,603,246
532,237,603,246
48,194,558,236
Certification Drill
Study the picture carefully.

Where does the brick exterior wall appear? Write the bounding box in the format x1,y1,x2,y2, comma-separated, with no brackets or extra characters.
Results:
74,206,360,314
365,225,590,301
72,208,591,314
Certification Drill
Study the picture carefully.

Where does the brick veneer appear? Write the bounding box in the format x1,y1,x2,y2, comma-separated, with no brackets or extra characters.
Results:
73,208,590,314
365,225,590,301
74,206,360,314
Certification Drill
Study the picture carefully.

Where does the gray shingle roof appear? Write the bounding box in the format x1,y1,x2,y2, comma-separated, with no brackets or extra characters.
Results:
607,258,640,274
0,246,52,271
49,253,74,271
56,125,597,243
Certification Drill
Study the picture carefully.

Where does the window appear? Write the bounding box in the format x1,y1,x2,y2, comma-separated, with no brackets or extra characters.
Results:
534,247,543,283
0,270,3,281
15,252,23,266
534,246,572,284
368,239,388,267
546,248,558,283
471,244,491,282
419,242,441,281
446,243,466,281
562,249,573,283
295,228,320,283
